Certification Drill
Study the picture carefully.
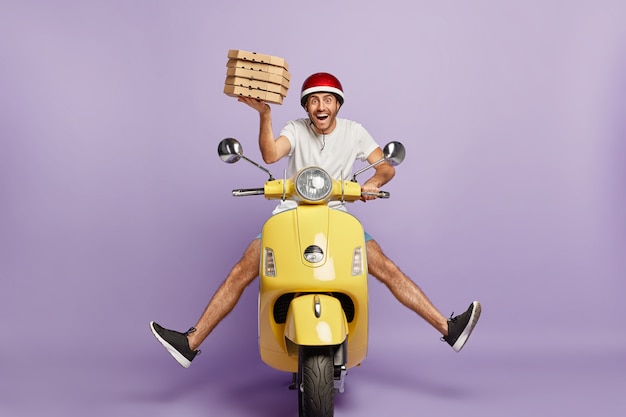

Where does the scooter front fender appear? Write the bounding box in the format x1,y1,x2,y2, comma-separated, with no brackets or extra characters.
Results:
285,294,348,346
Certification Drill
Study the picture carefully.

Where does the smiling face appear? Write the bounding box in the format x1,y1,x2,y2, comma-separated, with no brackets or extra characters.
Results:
304,93,341,134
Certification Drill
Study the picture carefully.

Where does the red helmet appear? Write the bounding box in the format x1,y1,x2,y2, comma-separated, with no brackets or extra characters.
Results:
300,72,344,107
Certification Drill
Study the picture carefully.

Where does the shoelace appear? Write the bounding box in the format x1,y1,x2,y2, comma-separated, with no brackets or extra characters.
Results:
440,312,456,342
184,327,201,355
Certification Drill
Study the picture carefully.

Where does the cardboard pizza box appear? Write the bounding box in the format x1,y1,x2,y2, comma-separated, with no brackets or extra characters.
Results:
227,49,289,70
225,76,288,97
226,59,291,81
223,84,284,104
226,67,290,89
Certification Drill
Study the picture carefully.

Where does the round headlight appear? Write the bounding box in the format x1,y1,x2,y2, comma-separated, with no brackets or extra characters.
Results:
295,167,332,202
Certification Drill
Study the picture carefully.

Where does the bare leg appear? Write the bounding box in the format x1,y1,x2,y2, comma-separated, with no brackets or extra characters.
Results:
187,238,260,350
366,239,449,336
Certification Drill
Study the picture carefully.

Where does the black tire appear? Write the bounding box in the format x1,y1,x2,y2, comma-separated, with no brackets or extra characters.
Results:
298,346,335,417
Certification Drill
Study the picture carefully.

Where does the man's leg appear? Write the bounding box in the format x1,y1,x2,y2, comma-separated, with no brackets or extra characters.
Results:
365,239,481,352
366,239,449,334
150,238,261,367
187,238,260,349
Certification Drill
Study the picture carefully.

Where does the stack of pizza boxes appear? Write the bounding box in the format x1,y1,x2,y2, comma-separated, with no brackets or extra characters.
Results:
223,49,290,105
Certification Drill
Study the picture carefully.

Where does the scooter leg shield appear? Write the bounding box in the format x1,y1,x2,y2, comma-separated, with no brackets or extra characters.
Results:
284,294,348,347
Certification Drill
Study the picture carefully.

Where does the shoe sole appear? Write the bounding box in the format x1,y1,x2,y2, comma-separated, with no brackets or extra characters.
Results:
452,301,482,352
149,321,193,368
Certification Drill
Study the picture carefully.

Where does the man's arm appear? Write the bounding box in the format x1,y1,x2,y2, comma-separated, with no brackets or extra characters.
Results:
361,147,395,201
238,97,290,164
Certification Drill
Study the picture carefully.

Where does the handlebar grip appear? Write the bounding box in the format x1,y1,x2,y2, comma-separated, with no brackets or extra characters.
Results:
232,188,265,196
361,191,391,199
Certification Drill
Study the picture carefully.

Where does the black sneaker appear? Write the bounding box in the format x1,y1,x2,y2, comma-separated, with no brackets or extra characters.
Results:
149,321,200,368
442,301,482,352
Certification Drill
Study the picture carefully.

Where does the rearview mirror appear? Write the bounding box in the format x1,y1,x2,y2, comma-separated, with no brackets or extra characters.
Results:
217,138,243,164
351,141,406,181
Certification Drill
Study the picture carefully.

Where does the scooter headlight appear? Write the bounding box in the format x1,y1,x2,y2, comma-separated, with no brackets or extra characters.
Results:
295,167,332,202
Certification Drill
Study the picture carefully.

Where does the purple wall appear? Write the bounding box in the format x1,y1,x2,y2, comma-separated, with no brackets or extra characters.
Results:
1,1,624,416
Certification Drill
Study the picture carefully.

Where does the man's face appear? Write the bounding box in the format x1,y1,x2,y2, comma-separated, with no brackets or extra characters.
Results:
305,93,341,134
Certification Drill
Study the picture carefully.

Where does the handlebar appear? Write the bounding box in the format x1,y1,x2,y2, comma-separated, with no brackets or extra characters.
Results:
232,189,390,199
232,188,265,196
361,191,390,199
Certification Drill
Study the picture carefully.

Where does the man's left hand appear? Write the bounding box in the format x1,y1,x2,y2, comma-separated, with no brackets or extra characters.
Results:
361,181,379,202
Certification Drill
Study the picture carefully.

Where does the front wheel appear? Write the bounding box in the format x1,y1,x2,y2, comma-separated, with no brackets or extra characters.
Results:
298,346,334,417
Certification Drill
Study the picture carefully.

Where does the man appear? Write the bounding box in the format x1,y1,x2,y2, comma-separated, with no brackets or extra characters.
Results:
150,72,481,368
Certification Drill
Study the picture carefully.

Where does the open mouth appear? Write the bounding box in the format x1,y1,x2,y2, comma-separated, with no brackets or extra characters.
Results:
315,113,329,121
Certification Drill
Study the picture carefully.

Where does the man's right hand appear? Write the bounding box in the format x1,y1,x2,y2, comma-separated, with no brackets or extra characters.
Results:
238,96,271,115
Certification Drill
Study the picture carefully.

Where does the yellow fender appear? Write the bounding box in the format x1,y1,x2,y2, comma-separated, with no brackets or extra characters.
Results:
285,294,348,346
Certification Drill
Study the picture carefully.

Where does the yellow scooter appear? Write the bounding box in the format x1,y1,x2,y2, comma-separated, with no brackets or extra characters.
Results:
217,138,405,417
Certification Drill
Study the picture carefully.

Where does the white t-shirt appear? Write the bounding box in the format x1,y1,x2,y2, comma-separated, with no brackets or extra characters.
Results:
272,117,380,214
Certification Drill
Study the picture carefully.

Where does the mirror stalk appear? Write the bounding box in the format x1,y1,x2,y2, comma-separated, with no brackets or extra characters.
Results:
240,155,274,180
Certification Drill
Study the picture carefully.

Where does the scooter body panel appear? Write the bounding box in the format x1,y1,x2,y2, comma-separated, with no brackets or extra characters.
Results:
259,204,369,373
